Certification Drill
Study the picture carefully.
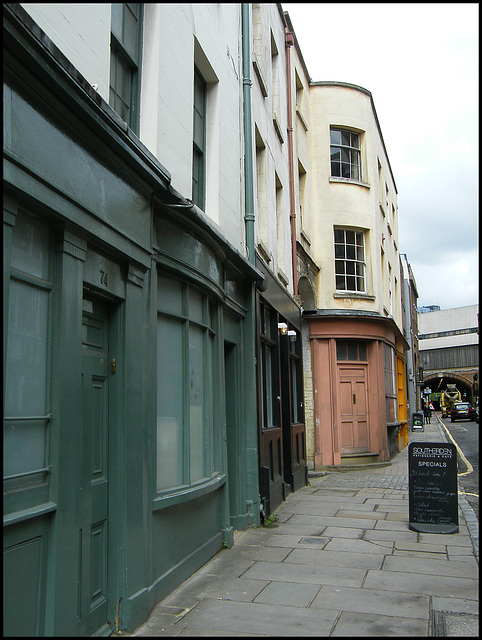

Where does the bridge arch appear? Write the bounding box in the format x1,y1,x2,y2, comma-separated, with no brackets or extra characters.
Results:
422,372,474,407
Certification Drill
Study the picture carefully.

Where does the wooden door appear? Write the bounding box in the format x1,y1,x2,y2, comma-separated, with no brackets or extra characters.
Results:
79,295,112,635
338,364,369,454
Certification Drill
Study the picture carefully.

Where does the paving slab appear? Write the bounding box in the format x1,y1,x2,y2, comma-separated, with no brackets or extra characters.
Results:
393,549,451,559
323,537,394,554
160,598,339,637
268,515,377,530
394,541,447,553
310,584,430,619
283,547,384,570
432,596,479,614
418,532,474,547
363,569,479,599
262,533,315,548
194,555,254,578
373,519,416,531
322,525,365,539
220,544,291,563
382,555,479,579
335,509,386,520
234,529,272,546
165,573,269,602
331,611,428,636
242,560,367,588
363,528,420,544
260,522,329,537
253,581,320,606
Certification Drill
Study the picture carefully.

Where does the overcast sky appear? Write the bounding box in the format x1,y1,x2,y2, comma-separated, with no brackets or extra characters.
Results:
282,2,478,311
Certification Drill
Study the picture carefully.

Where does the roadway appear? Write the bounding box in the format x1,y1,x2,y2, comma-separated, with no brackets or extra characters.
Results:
436,412,479,521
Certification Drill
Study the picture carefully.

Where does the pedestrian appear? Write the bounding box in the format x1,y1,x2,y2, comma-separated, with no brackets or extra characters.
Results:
423,400,431,424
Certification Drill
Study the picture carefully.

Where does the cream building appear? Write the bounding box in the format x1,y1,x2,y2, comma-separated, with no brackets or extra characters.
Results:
293,79,409,467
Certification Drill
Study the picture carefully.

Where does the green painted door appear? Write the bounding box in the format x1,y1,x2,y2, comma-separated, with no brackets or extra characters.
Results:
79,295,113,635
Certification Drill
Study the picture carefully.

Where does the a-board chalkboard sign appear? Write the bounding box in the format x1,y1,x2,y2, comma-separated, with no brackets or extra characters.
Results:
408,442,458,534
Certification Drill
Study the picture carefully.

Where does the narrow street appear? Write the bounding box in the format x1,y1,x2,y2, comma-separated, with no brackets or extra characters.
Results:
438,414,479,521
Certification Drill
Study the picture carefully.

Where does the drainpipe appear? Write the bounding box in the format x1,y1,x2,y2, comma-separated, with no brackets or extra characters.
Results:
242,3,255,264
241,3,260,527
285,29,298,295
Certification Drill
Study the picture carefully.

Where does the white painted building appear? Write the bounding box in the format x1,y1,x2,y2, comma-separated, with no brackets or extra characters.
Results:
251,2,293,288
21,3,248,253
418,305,479,350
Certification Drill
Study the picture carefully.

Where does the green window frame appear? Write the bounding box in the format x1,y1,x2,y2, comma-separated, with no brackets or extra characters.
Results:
192,67,206,209
330,127,361,180
156,276,218,494
109,3,143,133
4,211,53,507
334,228,366,293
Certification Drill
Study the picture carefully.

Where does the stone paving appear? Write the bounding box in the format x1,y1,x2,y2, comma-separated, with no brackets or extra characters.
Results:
129,418,478,637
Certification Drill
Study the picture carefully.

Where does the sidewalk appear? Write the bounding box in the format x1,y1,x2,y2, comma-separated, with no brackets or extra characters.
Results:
130,416,478,637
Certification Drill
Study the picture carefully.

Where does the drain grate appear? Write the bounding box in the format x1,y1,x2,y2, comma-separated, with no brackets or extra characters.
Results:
299,536,331,545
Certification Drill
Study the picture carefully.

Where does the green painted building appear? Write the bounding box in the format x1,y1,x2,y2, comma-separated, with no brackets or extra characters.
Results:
3,5,264,635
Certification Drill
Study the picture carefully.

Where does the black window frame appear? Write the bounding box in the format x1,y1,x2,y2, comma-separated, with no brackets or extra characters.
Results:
258,303,280,430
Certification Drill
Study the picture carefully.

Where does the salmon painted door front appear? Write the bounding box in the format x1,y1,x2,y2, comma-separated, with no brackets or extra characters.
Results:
338,364,369,454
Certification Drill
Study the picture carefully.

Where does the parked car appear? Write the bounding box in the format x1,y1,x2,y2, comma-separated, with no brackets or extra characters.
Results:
450,402,476,422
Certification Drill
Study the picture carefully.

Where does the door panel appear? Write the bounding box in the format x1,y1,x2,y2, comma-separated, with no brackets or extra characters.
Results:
338,365,369,454
80,296,111,634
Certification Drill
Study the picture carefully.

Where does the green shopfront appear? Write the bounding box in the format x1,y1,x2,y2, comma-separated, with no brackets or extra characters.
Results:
3,5,261,636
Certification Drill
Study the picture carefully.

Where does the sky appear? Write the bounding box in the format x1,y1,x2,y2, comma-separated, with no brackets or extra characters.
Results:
282,3,479,311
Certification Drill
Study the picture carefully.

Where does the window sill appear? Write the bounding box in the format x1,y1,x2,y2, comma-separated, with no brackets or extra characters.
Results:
333,292,375,301
152,474,226,511
296,107,308,131
329,177,370,189
4,501,57,526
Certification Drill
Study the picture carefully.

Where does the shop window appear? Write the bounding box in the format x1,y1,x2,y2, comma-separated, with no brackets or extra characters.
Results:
259,303,280,429
156,276,217,492
289,337,303,424
384,344,398,423
4,212,52,492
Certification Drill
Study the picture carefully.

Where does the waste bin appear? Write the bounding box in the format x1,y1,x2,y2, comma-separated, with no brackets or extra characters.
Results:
412,412,424,431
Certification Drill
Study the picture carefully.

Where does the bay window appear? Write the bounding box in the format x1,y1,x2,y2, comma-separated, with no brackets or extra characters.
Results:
156,276,216,492
4,212,52,492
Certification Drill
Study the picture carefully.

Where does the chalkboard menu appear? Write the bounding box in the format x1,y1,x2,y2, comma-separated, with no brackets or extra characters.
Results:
408,442,458,534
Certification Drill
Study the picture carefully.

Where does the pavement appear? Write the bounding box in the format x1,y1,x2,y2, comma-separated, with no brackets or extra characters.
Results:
129,415,478,637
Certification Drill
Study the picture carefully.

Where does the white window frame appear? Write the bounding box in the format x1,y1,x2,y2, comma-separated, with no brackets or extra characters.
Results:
334,228,366,294
330,127,361,181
